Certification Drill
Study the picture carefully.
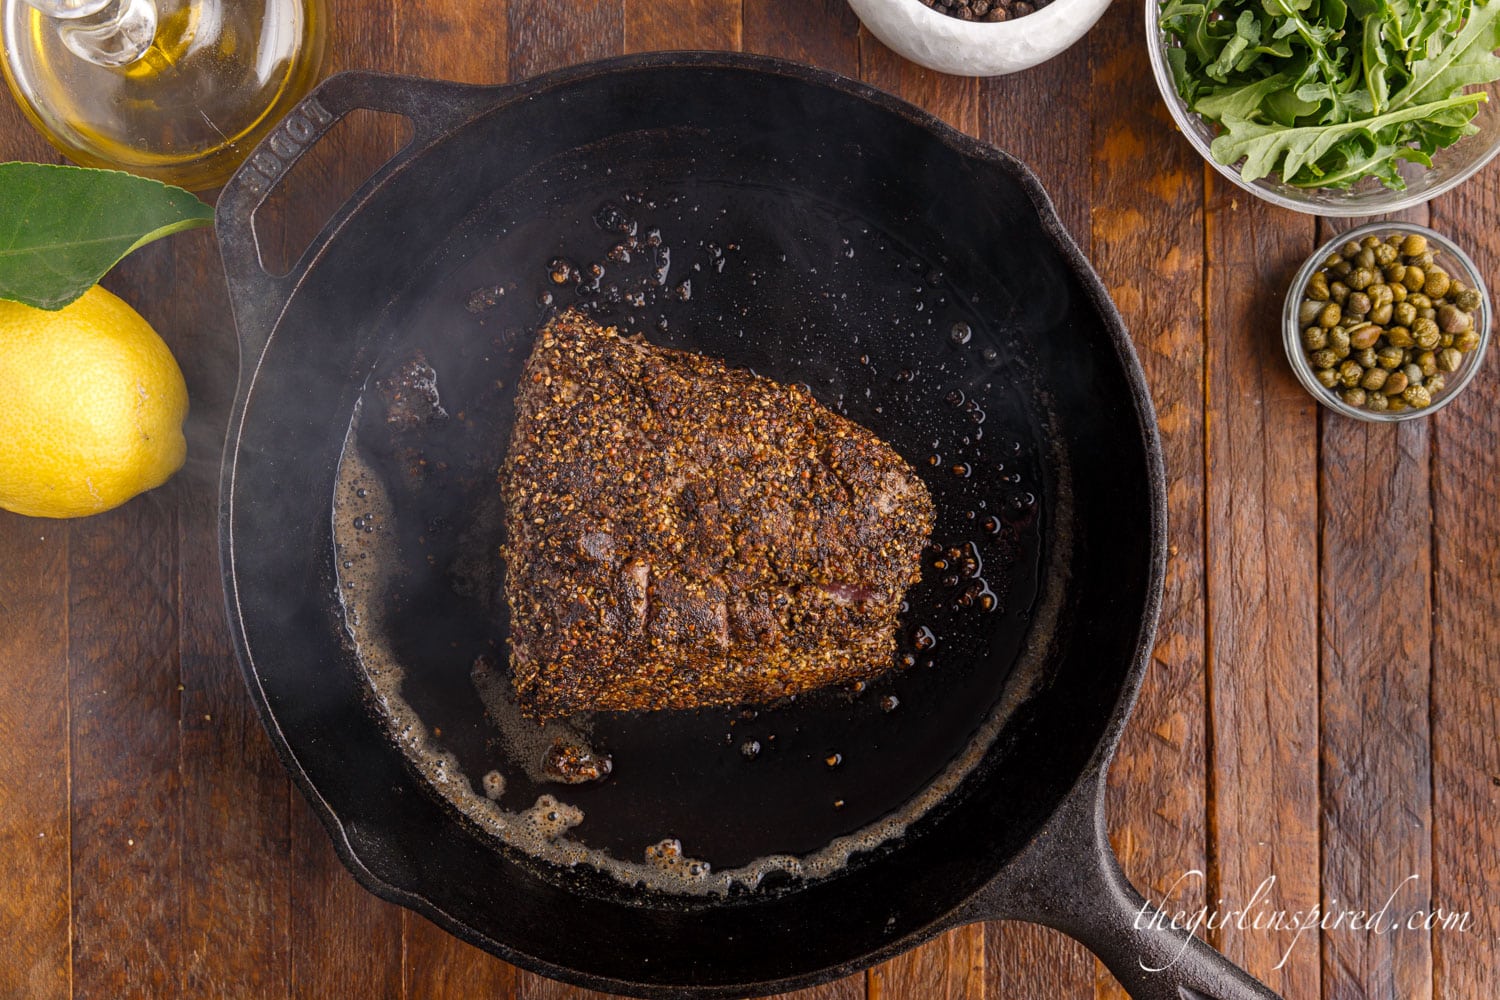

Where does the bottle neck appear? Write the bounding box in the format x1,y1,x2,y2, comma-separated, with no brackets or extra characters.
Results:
19,0,158,67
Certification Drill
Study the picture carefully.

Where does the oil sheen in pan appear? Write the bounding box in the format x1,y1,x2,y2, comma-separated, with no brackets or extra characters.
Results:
331,183,1062,898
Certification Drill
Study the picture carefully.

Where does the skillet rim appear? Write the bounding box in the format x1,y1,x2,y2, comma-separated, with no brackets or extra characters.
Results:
216,50,1169,998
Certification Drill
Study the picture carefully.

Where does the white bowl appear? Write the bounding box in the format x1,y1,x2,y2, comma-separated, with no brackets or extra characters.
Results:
847,0,1110,77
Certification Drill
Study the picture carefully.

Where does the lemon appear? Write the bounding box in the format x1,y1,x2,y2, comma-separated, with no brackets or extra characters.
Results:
0,286,188,518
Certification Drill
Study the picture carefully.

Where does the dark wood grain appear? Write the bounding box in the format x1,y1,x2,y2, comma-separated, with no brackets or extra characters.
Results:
509,0,626,80
1428,186,1500,1000
1087,4,1209,997
65,462,181,998
626,0,740,51
1317,213,1436,1000
1202,184,1320,997
744,0,861,73
0,518,70,1000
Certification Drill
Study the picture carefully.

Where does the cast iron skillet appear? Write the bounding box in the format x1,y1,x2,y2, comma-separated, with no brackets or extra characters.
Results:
215,55,1281,999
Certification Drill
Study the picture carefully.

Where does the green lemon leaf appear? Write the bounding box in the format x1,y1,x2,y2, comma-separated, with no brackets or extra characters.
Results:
0,162,213,311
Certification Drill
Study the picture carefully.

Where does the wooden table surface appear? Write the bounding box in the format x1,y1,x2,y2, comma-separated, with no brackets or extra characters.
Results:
3,1,1498,998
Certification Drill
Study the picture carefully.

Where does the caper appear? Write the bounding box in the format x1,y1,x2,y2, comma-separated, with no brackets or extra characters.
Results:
1393,301,1418,327
1324,253,1344,269
1330,281,1351,304
1413,318,1441,349
1407,292,1432,310
1387,396,1409,413
1353,347,1377,369
1424,268,1451,298
1456,330,1481,352
1441,333,1454,348
1361,235,1382,250
1377,345,1405,368
1361,367,1389,391
1371,303,1394,325
1316,302,1341,328
1437,304,1471,333
1386,326,1415,349
1375,243,1398,266
1348,322,1381,349
1340,360,1364,387
1384,371,1409,395
1310,348,1339,370
1403,384,1432,408
1356,248,1377,270
1390,283,1408,303
1368,283,1393,305
1417,350,1438,377
1402,234,1429,256
1438,347,1463,372
1348,268,1376,291
1341,387,1368,407
1341,240,1362,259
1411,250,1435,268
1299,299,1325,325
1303,326,1329,350
1316,368,1340,389
1384,262,1408,284
1306,272,1331,301
1332,259,1354,279
1367,391,1390,412
1329,327,1352,353
1346,291,1372,316
1402,363,1424,387
1455,288,1482,311
1403,266,1426,291
1419,306,1437,322
1427,373,1446,395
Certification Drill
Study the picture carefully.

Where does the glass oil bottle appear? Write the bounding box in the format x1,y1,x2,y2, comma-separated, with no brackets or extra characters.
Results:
1,0,325,189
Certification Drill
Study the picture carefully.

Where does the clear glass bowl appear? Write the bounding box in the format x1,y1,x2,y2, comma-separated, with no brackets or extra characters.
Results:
1145,0,1500,216
1283,223,1491,422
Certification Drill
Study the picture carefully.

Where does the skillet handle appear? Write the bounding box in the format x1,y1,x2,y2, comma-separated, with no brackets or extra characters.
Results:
215,71,501,369
961,768,1283,1000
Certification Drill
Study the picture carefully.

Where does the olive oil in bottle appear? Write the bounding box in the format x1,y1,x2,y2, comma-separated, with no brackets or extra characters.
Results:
1,0,325,190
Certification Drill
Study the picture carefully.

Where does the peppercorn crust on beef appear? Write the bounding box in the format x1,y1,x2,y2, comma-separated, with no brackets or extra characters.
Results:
501,310,935,719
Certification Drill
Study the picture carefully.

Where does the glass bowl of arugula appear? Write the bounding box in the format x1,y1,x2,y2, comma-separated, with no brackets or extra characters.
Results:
1148,0,1500,214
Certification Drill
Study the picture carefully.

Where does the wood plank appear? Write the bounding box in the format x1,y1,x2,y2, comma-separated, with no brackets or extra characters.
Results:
978,41,1098,1000
1086,2,1208,997
869,926,984,1000
0,53,76,1000
626,0,740,51
858,33,980,137
403,912,518,997
1201,182,1320,997
765,975,866,1000
65,385,182,998
288,793,404,999
167,221,292,999
396,0,508,83
986,923,1095,1000
1425,190,1500,1000
509,0,626,81
0,519,70,1000
744,0,861,74
1316,216,1435,1000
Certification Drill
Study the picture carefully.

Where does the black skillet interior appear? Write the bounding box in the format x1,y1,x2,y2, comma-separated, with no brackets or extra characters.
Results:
222,58,1157,994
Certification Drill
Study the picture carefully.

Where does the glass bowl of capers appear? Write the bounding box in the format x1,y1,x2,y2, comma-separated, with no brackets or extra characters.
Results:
1284,223,1491,422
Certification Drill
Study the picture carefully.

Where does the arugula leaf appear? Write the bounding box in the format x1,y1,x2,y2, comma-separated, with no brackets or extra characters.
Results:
0,162,213,311
1211,91,1485,182
1161,0,1500,189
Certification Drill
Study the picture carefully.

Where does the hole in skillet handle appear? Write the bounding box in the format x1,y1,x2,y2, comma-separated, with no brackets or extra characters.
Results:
251,108,416,277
